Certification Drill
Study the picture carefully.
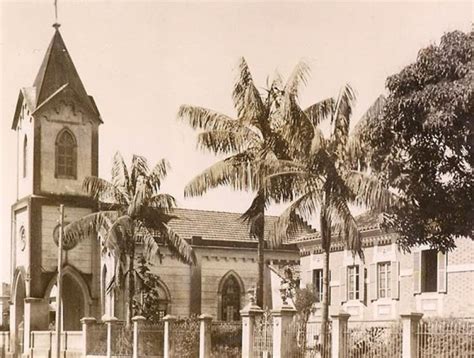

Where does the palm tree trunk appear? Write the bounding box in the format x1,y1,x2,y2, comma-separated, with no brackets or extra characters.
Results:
320,206,331,356
256,219,265,308
127,244,135,327
320,242,330,356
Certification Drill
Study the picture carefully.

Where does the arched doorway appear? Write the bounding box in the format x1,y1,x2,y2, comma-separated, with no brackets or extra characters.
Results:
62,275,85,330
13,273,26,355
218,272,244,321
45,267,91,331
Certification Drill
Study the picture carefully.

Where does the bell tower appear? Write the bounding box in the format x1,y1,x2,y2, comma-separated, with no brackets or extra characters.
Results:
9,24,103,355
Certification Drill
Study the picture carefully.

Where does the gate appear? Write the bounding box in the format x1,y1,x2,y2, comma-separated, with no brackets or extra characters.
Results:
252,310,273,357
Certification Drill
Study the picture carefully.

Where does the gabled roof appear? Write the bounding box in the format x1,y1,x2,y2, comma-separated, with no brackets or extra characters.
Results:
11,28,101,129
166,208,314,243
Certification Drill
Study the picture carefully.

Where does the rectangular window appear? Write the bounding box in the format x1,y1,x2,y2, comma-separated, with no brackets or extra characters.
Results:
347,265,359,300
312,269,323,302
377,262,391,298
421,249,438,292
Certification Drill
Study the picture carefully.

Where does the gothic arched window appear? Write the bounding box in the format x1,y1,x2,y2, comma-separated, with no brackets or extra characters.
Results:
23,135,27,178
55,129,77,179
221,275,241,321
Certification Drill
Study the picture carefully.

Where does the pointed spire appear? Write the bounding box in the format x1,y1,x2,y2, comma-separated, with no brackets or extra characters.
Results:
32,28,99,117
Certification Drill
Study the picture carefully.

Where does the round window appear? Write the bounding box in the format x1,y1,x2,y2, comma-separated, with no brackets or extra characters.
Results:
53,222,77,250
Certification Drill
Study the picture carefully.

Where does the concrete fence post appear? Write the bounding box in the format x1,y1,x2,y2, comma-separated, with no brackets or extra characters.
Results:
104,316,118,358
271,304,297,358
163,315,176,358
240,299,263,358
330,311,350,358
400,312,423,358
80,317,97,357
199,314,213,358
132,316,146,358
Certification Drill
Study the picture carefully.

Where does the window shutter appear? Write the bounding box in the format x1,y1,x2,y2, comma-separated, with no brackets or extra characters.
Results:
369,263,377,301
413,252,421,294
391,261,399,299
359,266,365,303
437,252,447,293
340,266,347,303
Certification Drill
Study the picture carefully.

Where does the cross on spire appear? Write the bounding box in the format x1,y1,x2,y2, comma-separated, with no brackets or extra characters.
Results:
53,0,61,29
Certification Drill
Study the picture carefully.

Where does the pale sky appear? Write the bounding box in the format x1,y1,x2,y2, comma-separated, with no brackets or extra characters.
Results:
0,0,471,282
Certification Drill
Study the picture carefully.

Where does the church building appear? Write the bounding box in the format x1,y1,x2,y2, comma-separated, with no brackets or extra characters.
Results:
6,25,301,357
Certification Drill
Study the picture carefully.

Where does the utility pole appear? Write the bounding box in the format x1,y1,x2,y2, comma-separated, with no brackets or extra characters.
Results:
55,204,64,358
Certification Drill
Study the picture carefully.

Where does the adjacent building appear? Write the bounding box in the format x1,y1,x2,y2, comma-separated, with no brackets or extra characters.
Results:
296,212,474,321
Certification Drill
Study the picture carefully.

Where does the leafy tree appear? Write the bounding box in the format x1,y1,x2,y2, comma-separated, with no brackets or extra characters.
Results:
293,284,318,354
269,84,394,353
133,256,167,323
362,30,473,251
63,152,196,325
177,58,306,307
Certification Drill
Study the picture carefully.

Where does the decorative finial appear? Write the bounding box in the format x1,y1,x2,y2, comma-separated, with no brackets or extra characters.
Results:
53,23,61,30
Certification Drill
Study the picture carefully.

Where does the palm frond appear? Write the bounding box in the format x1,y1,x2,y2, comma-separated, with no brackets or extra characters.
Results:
240,190,267,239
232,57,266,128
140,206,178,229
281,92,314,155
83,176,127,204
149,193,177,211
160,223,197,265
104,215,133,254
344,170,397,212
178,105,242,132
329,195,362,256
131,155,150,190
147,159,171,192
184,152,256,197
63,211,118,248
135,220,162,262
197,129,259,154
304,98,335,127
110,252,128,290
284,60,311,98
128,178,151,218
272,189,322,248
332,84,356,156
309,129,328,156
111,151,130,194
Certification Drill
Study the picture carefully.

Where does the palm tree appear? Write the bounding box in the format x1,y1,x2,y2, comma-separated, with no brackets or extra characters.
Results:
177,58,309,307
268,88,393,353
63,152,196,325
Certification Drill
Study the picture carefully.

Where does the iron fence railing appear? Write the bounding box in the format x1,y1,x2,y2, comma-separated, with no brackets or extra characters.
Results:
87,322,107,356
170,317,200,358
283,319,331,358
137,321,164,358
210,320,242,358
417,317,474,357
344,320,402,358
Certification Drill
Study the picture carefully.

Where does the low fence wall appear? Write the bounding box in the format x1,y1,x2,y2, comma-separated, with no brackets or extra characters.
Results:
0,331,10,358
241,301,474,358
28,330,82,358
